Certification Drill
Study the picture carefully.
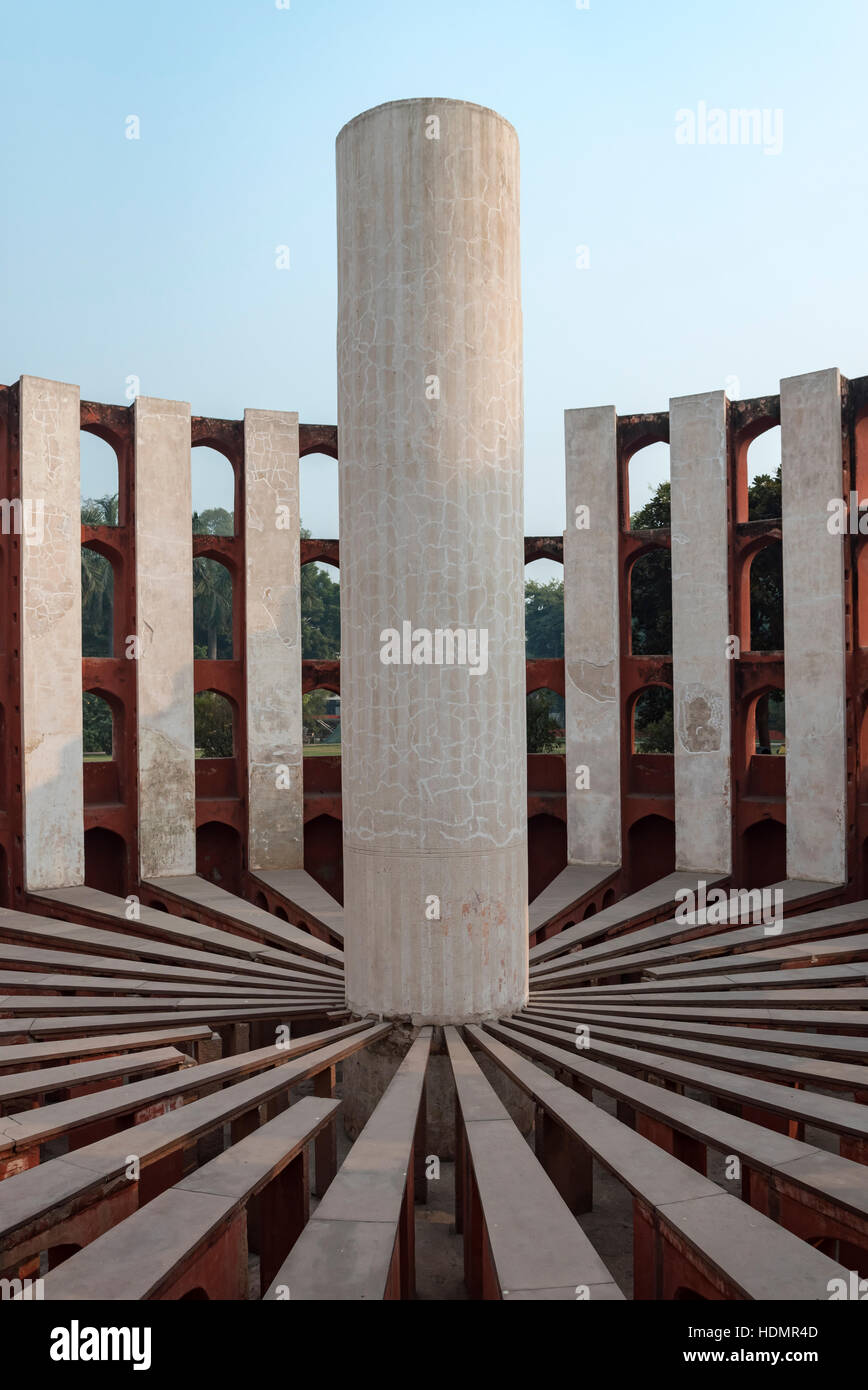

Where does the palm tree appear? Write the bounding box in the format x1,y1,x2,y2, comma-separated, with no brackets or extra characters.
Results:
81,493,119,528
193,558,233,660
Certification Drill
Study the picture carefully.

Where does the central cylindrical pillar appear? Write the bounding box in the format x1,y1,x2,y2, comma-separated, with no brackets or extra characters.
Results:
337,98,528,1024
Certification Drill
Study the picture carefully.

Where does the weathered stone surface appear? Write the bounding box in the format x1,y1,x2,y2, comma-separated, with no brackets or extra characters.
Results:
134,396,196,880
337,99,527,1022
19,375,84,891
781,368,847,885
244,409,303,871
670,391,732,872
564,405,621,868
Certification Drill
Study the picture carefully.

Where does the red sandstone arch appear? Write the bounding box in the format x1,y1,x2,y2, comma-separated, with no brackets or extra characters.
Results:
742,817,786,890
527,812,567,901
84,826,127,897
734,412,780,525
196,820,243,896
304,813,343,903
628,813,675,894
627,545,672,657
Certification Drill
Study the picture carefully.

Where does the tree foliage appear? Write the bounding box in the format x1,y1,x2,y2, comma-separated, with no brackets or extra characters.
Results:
527,690,565,753
82,691,112,756
301,530,341,658
525,579,564,658
194,691,233,757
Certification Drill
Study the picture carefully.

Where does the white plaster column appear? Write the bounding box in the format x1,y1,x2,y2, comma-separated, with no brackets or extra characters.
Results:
337,98,527,1023
244,408,303,871
133,396,196,880
781,368,847,884
564,405,621,867
19,375,84,891
670,390,732,873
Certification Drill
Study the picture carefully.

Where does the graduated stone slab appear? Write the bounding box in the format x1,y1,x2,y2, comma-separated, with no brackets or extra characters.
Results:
341,1022,533,1162
252,868,344,944
29,888,339,983
143,875,343,967
530,870,732,970
528,863,619,937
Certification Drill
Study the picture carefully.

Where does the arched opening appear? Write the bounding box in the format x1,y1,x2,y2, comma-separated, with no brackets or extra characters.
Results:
304,813,343,903
602,888,616,908
0,706,6,811
192,446,235,536
628,443,670,531
274,905,289,922
80,432,119,527
748,541,783,653
673,1287,707,1301
81,547,114,657
629,548,672,655
82,691,114,760
0,844,9,907
583,902,597,919
254,891,267,910
746,426,781,521
632,686,674,753
859,703,868,802
526,689,565,754
525,557,564,659
194,691,234,759
751,688,786,756
196,821,242,895
855,411,868,503
858,545,868,648
301,560,340,659
744,688,785,798
303,690,341,754
84,827,126,897
179,1287,210,1300
300,452,339,542
742,818,786,890
193,557,233,660
527,812,567,901
628,814,675,893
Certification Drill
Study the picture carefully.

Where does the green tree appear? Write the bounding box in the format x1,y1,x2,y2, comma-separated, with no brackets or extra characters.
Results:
628,470,783,656
525,578,564,658
526,690,564,753
633,687,674,753
82,691,113,756
302,689,329,743
81,494,119,528
81,548,113,656
748,468,782,521
193,506,233,537
300,529,341,658
193,557,233,660
631,480,671,531
194,691,233,757
630,550,672,655
81,495,119,657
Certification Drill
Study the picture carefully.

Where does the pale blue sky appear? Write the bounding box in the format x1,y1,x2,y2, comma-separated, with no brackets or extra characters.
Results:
2,0,864,535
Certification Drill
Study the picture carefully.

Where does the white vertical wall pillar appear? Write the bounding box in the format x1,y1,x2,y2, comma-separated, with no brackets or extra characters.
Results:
670,390,732,873
19,375,84,891
564,405,621,866
134,396,196,881
781,368,847,884
337,98,527,1023
244,408,303,871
